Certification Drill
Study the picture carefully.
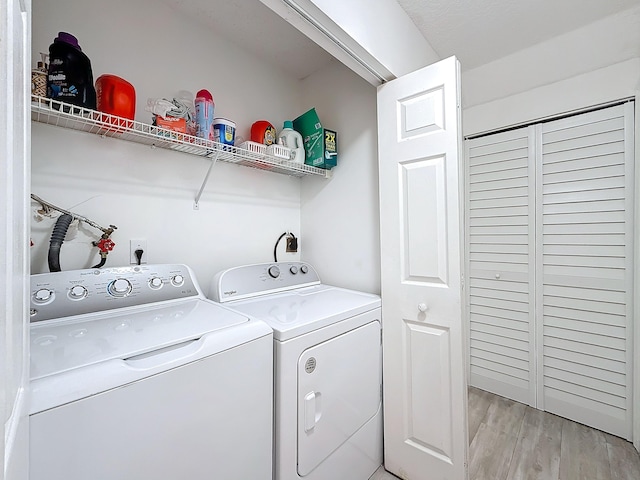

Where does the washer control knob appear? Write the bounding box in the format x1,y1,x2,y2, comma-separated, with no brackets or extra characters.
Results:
69,285,87,299
34,288,52,302
149,277,163,289
268,266,280,278
109,279,132,297
300,265,309,274
171,275,184,286
290,266,299,275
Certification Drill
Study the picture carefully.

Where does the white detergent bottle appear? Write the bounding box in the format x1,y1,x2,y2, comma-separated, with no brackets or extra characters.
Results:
279,121,305,164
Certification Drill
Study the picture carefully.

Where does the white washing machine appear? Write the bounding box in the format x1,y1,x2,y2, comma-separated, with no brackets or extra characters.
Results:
29,264,273,480
210,262,383,480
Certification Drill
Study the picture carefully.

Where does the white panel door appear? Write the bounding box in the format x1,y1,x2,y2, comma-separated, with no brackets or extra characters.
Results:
377,56,467,480
538,103,635,439
465,127,536,406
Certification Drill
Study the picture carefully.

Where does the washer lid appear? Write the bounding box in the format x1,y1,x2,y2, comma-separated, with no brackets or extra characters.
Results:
30,299,249,379
225,285,381,341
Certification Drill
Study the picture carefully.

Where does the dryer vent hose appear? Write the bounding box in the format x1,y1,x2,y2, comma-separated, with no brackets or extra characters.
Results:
48,214,73,272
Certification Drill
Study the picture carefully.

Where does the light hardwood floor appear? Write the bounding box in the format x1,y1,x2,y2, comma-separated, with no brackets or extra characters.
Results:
370,387,640,480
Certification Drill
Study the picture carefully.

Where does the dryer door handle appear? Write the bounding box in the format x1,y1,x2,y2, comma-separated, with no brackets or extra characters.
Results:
304,391,322,432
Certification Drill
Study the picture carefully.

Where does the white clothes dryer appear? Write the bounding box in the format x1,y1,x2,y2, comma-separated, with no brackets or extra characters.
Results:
29,264,273,480
210,262,383,480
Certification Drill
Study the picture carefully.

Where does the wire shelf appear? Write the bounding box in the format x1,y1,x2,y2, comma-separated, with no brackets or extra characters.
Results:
30,95,331,179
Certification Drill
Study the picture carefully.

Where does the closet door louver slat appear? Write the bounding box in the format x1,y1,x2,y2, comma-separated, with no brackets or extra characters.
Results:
466,128,536,405
539,103,633,439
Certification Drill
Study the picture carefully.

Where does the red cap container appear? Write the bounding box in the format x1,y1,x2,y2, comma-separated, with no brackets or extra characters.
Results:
251,120,277,145
96,74,136,120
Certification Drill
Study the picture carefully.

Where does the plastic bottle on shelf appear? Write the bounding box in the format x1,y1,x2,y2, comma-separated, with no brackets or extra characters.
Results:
46,32,96,109
194,89,214,140
31,53,48,97
278,121,305,164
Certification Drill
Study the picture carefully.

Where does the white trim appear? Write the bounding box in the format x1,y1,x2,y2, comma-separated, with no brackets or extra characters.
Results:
465,97,635,140
528,124,539,409
4,387,27,460
281,0,388,84
534,123,544,410
2,0,31,477
258,0,393,85
463,140,471,383
623,101,635,442
634,88,640,452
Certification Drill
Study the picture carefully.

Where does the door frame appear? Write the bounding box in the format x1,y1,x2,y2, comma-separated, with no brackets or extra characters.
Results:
634,88,640,452
1,0,31,476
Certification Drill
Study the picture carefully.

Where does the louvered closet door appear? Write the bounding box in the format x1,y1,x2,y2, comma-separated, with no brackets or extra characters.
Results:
466,127,536,405
538,103,634,439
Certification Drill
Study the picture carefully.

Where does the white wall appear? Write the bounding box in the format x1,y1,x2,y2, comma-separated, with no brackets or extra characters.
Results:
464,58,640,136
462,5,640,134
31,0,307,294
32,0,303,140
300,62,380,294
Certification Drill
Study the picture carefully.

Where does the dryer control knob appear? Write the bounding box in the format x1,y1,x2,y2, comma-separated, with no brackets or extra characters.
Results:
171,275,184,286
290,266,299,274
300,265,309,274
268,266,280,278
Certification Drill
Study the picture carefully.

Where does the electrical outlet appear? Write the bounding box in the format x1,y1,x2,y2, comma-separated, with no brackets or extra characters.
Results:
286,235,298,252
130,238,147,265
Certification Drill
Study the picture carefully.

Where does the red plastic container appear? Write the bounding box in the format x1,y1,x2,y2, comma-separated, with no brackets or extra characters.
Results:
96,74,136,120
251,120,277,145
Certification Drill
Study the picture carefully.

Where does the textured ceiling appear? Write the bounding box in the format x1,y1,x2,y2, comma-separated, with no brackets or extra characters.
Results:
159,0,640,78
396,0,640,70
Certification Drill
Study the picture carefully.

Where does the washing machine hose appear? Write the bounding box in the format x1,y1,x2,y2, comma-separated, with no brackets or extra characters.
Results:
48,214,73,272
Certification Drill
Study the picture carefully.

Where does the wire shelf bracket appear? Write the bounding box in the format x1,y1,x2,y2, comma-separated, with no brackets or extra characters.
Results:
194,150,220,210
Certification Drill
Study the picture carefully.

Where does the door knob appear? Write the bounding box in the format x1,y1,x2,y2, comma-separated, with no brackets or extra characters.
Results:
418,303,428,312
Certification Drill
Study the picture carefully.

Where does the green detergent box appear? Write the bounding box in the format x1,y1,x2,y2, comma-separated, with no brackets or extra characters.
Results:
292,108,337,169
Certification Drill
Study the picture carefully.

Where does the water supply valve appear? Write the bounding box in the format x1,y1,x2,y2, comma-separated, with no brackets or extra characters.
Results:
95,237,115,253
92,227,117,268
